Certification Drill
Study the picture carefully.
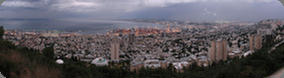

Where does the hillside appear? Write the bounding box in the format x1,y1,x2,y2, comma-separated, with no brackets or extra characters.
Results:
0,39,132,78
1,29,284,78
0,40,61,78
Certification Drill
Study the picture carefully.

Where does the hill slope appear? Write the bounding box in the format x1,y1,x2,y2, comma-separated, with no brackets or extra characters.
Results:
1,35,284,78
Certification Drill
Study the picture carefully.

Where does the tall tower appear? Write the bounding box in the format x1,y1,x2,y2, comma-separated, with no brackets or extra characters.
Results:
208,39,228,63
222,40,228,61
166,24,171,32
216,40,224,62
249,34,263,51
249,35,255,51
208,41,216,62
111,37,120,62
254,35,262,50
128,33,135,45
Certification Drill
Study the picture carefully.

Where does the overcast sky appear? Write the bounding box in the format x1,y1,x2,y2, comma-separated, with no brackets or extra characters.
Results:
1,0,284,22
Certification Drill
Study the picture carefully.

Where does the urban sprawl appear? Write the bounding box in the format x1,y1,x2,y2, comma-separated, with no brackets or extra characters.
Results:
3,19,284,72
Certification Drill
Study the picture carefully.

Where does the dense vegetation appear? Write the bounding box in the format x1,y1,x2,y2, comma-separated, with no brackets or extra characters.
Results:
1,26,284,78
0,26,4,39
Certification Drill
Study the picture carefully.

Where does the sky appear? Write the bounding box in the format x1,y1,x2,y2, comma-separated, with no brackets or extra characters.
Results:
1,0,284,22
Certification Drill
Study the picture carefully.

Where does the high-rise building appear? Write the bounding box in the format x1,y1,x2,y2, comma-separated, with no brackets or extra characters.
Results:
216,40,224,61
111,37,120,61
249,35,255,51
249,34,263,51
128,33,135,45
166,24,171,33
208,39,228,63
222,40,228,61
208,41,216,61
254,35,262,50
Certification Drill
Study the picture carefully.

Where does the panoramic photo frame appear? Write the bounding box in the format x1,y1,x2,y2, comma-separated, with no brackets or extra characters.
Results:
1,0,284,78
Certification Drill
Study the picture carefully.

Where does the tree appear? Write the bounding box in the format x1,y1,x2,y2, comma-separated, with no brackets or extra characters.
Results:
42,45,55,59
0,26,4,39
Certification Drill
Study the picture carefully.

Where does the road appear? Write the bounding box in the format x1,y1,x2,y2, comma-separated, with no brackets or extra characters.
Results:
268,40,284,53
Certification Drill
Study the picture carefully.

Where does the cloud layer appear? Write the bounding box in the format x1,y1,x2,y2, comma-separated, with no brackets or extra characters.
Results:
0,0,283,22
1,0,275,12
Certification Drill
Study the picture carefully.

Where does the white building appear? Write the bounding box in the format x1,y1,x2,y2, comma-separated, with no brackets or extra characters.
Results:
56,59,64,64
91,57,109,66
144,60,161,68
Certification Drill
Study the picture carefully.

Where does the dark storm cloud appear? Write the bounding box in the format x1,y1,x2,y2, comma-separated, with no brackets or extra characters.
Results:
0,0,5,5
280,0,284,6
0,0,284,22
126,0,284,22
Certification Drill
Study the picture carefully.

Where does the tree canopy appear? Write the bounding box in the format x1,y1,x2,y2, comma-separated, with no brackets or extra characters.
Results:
0,26,4,39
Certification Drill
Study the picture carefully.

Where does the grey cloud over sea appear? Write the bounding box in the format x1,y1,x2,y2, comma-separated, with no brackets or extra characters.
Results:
0,0,284,22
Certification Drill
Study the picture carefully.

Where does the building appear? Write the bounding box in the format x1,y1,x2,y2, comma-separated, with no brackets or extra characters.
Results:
41,32,59,37
222,40,228,61
254,35,262,50
128,33,135,45
111,37,120,61
197,56,209,67
166,24,171,33
130,60,168,72
208,39,228,63
160,61,168,69
229,48,242,58
249,34,263,51
208,41,216,61
55,59,64,64
172,61,191,72
249,35,255,51
91,57,109,66
144,60,161,68
130,62,144,72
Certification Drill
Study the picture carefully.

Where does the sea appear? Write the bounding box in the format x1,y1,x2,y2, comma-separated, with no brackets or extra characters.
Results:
0,19,162,34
